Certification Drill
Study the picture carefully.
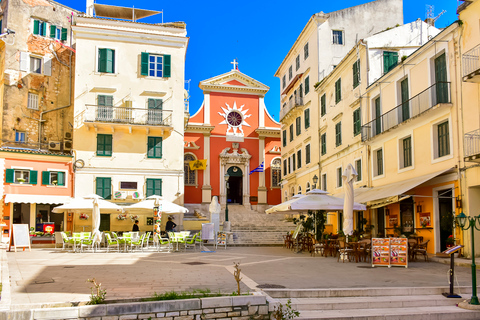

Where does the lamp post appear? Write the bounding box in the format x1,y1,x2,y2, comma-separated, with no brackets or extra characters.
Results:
456,212,480,305
312,175,319,189
224,173,230,222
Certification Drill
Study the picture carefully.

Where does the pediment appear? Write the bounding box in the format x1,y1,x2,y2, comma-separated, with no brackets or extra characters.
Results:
200,70,269,94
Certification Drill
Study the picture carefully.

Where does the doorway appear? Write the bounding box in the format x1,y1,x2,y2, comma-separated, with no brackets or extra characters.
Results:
13,203,30,226
377,207,385,237
438,189,453,251
400,198,414,235
100,214,110,232
227,166,243,204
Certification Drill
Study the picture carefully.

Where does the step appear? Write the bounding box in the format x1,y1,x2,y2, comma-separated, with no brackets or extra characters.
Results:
295,306,480,320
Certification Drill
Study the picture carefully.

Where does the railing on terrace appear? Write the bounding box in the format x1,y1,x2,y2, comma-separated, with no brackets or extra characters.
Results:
463,44,480,77
464,129,480,159
361,82,451,141
82,105,173,127
280,96,304,120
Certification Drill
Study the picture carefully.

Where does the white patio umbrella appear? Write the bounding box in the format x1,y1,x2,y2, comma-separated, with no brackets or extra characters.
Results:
124,195,188,214
91,197,102,245
342,164,357,236
52,195,123,213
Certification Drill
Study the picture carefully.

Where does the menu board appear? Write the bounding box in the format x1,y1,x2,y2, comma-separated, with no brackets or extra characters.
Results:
372,238,390,267
390,238,408,268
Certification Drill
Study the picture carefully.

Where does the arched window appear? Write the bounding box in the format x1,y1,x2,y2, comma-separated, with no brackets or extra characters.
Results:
184,154,196,186
271,158,281,188
306,182,311,192
298,185,302,194
291,187,295,197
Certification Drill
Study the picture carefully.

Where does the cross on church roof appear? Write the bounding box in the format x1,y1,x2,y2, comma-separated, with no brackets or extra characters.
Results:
231,58,239,71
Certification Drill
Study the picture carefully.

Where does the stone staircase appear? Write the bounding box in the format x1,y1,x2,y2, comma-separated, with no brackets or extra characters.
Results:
264,287,480,319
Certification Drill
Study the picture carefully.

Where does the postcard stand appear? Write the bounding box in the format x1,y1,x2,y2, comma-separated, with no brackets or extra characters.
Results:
442,245,464,298
200,223,216,253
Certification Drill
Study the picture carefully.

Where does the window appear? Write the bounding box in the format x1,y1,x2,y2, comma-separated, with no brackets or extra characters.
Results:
33,19,47,36
283,159,287,176
96,177,112,199
272,158,281,187
401,137,412,168
282,75,286,89
97,95,113,121
298,186,302,194
353,108,361,136
306,144,311,164
147,137,162,159
184,154,196,185
296,55,300,71
28,92,39,110
296,117,301,136
292,154,296,172
98,48,115,73
306,182,311,192
15,131,26,143
289,66,293,80
435,53,448,103
282,130,287,147
97,134,112,156
375,148,383,176
120,182,137,189
322,173,327,191
337,167,343,188
288,157,291,174
355,159,362,181
321,133,326,155
141,53,171,78
50,25,67,40
5,169,38,184
335,122,342,147
437,121,450,158
147,98,163,124
289,124,294,142
374,97,382,135
305,76,310,95
304,109,310,129
400,78,409,121
42,171,65,186
335,78,342,103
297,150,302,169
321,94,326,116
353,59,360,88
383,51,398,74
30,56,42,74
304,43,309,60
332,30,344,45
146,178,162,197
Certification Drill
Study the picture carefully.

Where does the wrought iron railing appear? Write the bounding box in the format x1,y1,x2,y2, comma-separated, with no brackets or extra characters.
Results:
82,105,173,126
463,44,480,77
361,82,451,141
280,96,304,120
464,129,480,158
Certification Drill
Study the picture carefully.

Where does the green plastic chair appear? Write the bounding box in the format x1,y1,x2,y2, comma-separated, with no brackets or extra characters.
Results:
61,232,74,251
131,233,146,252
144,231,152,249
80,234,95,252
156,234,172,252
184,234,197,251
105,233,119,252
122,232,133,252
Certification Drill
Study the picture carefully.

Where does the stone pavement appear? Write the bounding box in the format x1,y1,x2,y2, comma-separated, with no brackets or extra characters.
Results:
1,246,479,309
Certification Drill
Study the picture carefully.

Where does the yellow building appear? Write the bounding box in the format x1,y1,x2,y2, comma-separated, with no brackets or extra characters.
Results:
458,0,480,258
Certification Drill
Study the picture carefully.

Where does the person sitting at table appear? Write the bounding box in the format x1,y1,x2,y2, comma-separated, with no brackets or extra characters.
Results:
132,220,140,232
166,217,177,234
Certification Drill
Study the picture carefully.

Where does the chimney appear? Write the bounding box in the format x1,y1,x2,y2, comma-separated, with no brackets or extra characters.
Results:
424,18,435,27
86,0,94,17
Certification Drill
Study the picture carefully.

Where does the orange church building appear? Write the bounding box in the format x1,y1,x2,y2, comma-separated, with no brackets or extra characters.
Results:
184,67,281,218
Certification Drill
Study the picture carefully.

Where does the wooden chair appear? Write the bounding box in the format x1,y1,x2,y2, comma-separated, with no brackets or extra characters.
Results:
408,239,417,261
414,240,430,262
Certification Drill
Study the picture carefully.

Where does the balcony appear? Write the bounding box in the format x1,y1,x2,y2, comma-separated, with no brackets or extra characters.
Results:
463,44,480,83
464,129,480,162
280,96,304,121
361,82,451,141
78,105,173,131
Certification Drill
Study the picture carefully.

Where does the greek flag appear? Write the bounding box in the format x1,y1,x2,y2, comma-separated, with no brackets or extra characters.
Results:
249,162,264,175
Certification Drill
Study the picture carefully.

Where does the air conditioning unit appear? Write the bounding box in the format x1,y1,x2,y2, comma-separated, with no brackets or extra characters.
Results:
63,140,73,151
113,191,127,200
64,132,72,140
48,141,61,151
132,191,142,200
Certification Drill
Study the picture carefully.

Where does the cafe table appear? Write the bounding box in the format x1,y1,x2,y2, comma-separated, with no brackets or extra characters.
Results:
170,232,189,251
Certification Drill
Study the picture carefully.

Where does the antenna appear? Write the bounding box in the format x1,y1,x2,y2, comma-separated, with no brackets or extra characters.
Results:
425,5,434,19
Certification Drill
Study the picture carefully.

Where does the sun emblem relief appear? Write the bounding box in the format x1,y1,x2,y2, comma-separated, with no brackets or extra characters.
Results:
218,102,251,138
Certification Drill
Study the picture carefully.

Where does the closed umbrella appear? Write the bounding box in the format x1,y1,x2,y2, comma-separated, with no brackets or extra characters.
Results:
342,163,358,236
91,197,102,245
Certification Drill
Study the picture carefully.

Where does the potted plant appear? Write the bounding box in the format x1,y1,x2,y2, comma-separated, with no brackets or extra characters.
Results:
446,235,455,248
79,213,89,220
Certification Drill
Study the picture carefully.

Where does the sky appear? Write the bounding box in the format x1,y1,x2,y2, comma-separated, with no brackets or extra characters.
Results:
61,0,459,121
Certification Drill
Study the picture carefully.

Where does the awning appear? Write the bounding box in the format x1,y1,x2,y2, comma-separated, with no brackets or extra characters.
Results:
354,168,455,207
4,194,72,205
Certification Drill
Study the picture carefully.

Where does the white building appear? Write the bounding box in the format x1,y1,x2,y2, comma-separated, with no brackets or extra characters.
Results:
71,2,188,231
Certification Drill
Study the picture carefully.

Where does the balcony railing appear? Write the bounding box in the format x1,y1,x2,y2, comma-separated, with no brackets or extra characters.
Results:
464,129,480,160
280,96,304,120
82,105,173,127
361,82,451,141
463,44,480,79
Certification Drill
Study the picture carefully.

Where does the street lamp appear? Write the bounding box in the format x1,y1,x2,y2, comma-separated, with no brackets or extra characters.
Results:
224,173,230,222
456,212,480,305
312,175,319,189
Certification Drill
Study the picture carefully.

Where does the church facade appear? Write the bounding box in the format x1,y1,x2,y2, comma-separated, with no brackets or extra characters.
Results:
184,68,281,219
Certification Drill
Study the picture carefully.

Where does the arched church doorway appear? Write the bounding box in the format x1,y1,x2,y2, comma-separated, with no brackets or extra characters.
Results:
227,166,243,204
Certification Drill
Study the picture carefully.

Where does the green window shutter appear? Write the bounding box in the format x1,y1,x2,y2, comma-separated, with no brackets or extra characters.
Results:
306,145,310,164
30,170,38,184
163,54,171,78
353,108,361,136
148,98,155,109
156,137,162,158
353,60,360,88
105,96,113,106
296,117,301,135
297,150,301,169
356,161,362,181
156,179,162,196
42,171,50,185
61,28,67,41
104,135,112,156
304,109,310,129
141,52,149,76
377,149,383,176
146,178,154,197
147,137,155,158
98,95,106,106
33,20,40,35
104,178,112,199
58,172,65,186
98,48,107,72
96,178,103,198
5,169,14,183
282,130,286,147
50,25,56,38
147,137,162,159
41,22,46,36
106,49,114,73
321,94,326,116
97,134,112,156
289,124,293,141
305,76,310,95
